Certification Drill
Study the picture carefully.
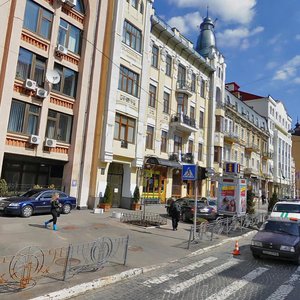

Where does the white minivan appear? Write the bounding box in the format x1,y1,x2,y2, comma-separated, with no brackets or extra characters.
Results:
270,201,300,219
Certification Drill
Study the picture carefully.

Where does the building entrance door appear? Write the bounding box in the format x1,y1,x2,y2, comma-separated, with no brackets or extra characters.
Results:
107,163,123,207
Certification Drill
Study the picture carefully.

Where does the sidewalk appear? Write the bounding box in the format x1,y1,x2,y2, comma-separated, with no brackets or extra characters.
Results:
0,204,266,300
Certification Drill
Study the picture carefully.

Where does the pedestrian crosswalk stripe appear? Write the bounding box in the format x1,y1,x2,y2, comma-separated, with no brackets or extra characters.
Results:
265,267,300,300
164,259,239,295
205,267,268,300
142,257,217,287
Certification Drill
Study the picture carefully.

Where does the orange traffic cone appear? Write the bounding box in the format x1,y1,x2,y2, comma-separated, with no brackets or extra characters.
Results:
232,240,240,255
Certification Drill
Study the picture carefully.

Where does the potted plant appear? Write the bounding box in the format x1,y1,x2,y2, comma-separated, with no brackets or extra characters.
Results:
99,184,112,212
131,186,141,211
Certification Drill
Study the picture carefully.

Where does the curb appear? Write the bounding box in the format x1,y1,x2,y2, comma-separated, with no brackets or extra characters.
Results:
31,230,256,300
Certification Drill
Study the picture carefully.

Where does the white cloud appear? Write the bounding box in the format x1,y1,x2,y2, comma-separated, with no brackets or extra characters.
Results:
294,77,300,84
168,0,257,24
273,55,300,80
217,26,264,49
167,12,202,35
296,34,300,41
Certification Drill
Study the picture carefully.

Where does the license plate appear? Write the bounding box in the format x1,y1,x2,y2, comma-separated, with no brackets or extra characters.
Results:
262,250,279,256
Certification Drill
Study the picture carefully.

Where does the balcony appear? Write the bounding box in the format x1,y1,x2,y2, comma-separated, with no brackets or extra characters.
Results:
176,80,193,97
223,131,239,143
216,101,225,110
181,153,194,164
244,167,254,175
245,143,260,153
262,172,273,180
262,151,273,160
170,113,198,133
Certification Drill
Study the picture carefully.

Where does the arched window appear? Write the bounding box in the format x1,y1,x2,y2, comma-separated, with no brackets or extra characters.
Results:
74,0,84,14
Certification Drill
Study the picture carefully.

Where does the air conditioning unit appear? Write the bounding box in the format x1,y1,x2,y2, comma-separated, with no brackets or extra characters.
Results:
45,138,57,148
30,135,40,145
36,88,48,98
56,44,68,55
65,0,77,7
25,79,37,91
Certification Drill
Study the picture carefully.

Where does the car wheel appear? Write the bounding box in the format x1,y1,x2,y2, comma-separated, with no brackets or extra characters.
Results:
62,204,71,214
21,205,33,218
252,252,260,259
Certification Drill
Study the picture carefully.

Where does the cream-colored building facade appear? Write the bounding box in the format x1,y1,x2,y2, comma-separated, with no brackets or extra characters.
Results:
0,0,113,208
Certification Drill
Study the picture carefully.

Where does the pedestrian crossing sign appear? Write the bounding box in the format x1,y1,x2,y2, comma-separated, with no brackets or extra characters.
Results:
182,164,197,181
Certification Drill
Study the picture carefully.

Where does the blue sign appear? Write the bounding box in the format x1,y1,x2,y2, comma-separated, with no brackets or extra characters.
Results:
182,164,197,181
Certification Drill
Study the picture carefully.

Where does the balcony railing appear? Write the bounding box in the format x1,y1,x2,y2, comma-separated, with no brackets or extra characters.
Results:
170,113,197,133
244,167,254,174
223,131,239,143
245,143,260,153
262,151,273,160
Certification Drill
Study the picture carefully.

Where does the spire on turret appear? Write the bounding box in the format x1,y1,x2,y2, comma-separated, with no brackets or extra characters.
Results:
195,10,217,58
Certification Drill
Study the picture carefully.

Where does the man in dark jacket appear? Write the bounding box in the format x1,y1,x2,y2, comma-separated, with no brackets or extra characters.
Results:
170,199,180,231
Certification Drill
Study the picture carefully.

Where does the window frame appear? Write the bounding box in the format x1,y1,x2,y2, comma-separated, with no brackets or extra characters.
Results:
198,143,203,161
163,91,170,114
122,20,142,53
151,45,159,68
165,55,172,76
199,111,204,129
161,130,167,153
114,113,136,143
148,84,157,108
146,125,154,149
118,65,139,97
191,73,196,92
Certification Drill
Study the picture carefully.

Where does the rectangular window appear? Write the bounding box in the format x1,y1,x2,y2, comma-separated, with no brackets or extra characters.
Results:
118,65,139,97
174,135,182,153
151,45,159,68
198,143,203,161
191,73,196,92
178,64,186,84
166,55,172,76
23,0,53,40
199,111,204,129
122,20,142,53
16,48,46,87
148,84,156,108
114,113,136,143
200,79,205,97
188,140,193,153
163,92,170,114
215,115,224,132
8,100,40,135
146,125,154,149
46,110,72,143
161,130,167,153
190,106,195,120
57,19,82,54
214,146,222,163
52,63,78,98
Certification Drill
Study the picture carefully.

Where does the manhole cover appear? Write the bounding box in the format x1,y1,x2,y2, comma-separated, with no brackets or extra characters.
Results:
55,258,81,266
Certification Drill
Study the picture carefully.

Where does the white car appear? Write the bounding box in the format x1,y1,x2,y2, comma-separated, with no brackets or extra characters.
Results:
270,201,300,220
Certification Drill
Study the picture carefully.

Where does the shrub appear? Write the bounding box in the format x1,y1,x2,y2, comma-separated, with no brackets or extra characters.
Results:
103,185,112,204
133,186,140,203
268,192,278,212
247,189,255,214
0,179,8,197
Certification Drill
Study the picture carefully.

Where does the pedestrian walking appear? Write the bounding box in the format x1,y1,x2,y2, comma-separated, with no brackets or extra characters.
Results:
44,192,62,231
170,199,180,231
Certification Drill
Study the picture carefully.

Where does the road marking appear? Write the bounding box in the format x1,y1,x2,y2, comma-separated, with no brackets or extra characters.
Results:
265,266,300,300
142,257,217,287
164,259,239,295
205,267,268,300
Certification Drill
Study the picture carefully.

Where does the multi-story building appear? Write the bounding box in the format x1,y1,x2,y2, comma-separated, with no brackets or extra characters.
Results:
228,84,293,199
291,121,300,198
92,2,226,208
0,0,114,208
222,83,270,199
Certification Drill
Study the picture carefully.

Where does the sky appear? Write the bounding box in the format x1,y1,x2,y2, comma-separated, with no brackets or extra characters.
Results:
154,0,300,127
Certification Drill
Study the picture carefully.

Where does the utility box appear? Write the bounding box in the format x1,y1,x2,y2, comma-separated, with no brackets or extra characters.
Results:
217,177,247,216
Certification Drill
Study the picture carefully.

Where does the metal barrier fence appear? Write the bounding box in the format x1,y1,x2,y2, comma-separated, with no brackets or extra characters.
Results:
188,213,268,249
120,211,167,227
0,236,129,292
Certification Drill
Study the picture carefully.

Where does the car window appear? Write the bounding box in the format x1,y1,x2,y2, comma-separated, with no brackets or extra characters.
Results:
59,192,67,198
209,200,216,206
261,220,300,236
21,190,43,198
40,191,54,199
273,203,300,213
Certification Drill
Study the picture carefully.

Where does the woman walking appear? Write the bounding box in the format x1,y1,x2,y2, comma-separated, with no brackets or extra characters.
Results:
44,192,61,231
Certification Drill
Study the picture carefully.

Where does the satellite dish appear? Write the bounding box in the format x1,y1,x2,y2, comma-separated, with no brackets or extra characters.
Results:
46,69,61,84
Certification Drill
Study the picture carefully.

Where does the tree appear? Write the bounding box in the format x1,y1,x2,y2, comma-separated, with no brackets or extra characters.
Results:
103,184,113,204
0,179,8,197
247,189,255,214
133,186,140,203
268,192,278,212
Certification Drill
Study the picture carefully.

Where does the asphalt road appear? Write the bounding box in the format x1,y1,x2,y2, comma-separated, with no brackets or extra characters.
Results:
73,234,300,300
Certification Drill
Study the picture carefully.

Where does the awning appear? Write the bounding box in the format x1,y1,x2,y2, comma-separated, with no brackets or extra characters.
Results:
145,157,181,169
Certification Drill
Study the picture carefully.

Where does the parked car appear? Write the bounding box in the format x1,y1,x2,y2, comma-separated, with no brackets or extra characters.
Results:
0,189,76,217
270,201,300,220
250,217,300,264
